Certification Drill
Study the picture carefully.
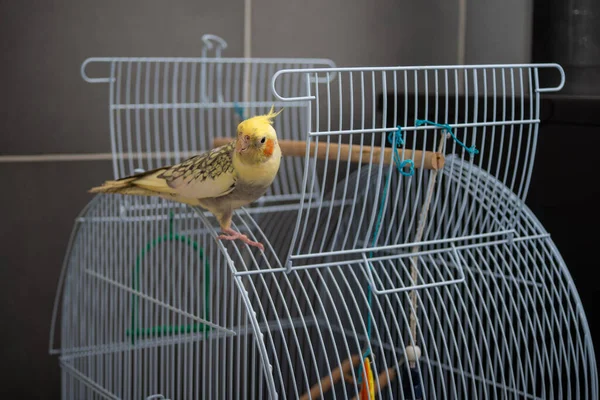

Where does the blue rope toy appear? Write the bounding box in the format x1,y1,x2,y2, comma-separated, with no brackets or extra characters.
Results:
387,126,415,177
415,119,479,155
357,125,411,385
357,120,478,385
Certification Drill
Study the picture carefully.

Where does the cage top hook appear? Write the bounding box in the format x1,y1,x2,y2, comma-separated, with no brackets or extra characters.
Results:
201,34,228,50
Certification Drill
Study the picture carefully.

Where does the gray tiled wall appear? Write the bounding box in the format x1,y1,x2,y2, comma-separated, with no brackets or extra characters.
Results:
0,0,532,398
0,160,113,398
0,0,245,156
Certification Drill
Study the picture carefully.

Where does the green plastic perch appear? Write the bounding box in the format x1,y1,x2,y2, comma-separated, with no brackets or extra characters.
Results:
127,212,211,343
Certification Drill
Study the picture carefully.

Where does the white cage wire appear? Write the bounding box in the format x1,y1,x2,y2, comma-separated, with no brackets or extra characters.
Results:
49,34,598,400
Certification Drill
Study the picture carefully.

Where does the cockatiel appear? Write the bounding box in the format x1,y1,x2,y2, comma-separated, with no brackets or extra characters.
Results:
89,106,283,250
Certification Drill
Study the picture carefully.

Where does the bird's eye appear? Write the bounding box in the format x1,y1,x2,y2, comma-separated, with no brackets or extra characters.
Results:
260,137,266,144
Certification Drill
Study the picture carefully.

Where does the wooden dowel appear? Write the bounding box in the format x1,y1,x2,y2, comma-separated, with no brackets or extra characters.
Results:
299,354,362,400
349,367,397,400
212,138,445,170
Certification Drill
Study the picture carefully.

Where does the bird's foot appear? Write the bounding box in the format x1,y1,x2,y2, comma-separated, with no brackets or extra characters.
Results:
217,228,265,251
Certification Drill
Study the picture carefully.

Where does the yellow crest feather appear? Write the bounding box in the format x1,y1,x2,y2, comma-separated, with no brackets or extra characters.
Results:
238,105,283,133
264,105,283,124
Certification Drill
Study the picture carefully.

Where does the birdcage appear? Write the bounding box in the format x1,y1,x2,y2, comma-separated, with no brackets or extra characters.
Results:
49,34,598,400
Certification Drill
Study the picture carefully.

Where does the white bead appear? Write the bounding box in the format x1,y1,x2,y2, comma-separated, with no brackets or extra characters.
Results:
405,345,421,362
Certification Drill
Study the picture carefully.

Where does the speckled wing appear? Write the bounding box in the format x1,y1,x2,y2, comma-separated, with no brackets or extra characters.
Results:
158,141,237,199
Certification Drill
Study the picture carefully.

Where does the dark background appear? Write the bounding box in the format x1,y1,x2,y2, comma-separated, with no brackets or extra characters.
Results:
0,0,597,398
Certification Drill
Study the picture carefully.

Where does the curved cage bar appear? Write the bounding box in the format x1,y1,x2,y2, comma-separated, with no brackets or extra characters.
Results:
80,37,335,208
270,64,567,273
51,195,284,399
50,36,597,399
246,180,598,399
221,151,597,399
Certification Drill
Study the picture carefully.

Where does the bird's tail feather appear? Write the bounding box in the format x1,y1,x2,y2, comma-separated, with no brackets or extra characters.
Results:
88,167,167,196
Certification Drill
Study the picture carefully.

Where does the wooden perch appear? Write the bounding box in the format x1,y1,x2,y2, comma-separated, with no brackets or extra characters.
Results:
299,354,361,400
212,138,445,171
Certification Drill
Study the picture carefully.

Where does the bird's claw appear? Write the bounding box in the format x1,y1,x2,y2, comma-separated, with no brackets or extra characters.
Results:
217,228,265,251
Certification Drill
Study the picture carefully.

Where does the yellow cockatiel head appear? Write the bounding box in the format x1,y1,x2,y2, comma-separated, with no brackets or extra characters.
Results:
235,106,283,163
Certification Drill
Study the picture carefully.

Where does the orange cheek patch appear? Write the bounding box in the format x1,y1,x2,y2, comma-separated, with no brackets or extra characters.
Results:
263,139,275,156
